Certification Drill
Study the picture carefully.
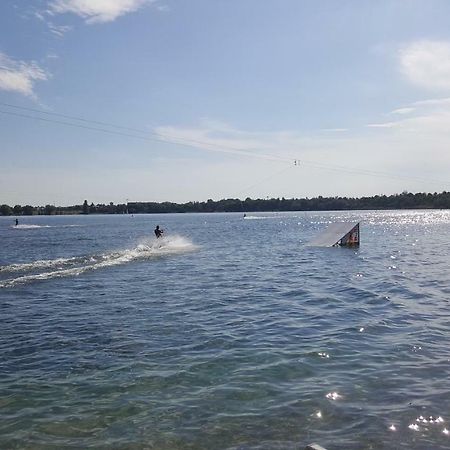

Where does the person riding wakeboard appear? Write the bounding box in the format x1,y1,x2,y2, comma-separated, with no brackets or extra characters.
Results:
154,225,164,238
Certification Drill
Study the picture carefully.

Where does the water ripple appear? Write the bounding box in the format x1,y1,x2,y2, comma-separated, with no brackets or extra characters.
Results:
1,211,450,449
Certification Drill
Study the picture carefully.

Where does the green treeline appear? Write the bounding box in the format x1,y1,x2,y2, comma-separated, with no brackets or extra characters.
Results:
0,201,127,216
2,191,450,216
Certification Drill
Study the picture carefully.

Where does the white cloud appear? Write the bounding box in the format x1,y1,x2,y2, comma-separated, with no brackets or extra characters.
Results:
412,97,450,107
155,123,284,161
389,107,415,115
367,96,450,144
400,40,450,90
153,119,335,163
321,128,348,132
366,122,398,128
156,4,170,12
48,22,73,37
0,52,49,98
152,113,450,196
33,10,47,21
49,0,153,23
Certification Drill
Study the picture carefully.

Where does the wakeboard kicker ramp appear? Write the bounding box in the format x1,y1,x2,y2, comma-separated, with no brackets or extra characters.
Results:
309,222,360,247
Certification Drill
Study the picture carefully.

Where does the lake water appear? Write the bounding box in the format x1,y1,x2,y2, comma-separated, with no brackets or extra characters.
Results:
1,210,450,449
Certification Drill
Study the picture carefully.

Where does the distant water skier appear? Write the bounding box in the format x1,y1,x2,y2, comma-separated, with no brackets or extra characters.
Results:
154,225,163,238
15,218,18,226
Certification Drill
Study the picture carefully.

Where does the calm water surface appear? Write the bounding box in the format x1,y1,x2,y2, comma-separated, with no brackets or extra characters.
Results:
1,210,450,449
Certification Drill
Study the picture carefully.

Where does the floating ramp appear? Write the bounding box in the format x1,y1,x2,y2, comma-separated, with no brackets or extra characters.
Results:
309,222,360,247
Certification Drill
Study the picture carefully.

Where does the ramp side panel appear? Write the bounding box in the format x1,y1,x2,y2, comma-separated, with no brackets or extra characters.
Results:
341,223,360,246
309,222,359,247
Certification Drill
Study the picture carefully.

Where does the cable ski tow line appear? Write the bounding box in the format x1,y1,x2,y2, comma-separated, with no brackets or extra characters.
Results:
298,159,449,186
0,103,448,187
233,165,296,198
0,101,147,134
0,108,286,163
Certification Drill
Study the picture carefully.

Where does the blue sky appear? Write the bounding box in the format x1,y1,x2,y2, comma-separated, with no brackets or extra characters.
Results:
1,0,450,205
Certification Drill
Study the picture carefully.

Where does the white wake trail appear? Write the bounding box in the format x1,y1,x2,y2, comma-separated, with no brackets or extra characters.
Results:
0,235,197,288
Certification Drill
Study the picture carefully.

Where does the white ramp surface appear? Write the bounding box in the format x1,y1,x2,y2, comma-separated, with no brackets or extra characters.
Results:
309,222,359,247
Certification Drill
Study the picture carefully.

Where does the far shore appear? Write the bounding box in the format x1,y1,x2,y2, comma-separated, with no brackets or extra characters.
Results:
1,191,450,216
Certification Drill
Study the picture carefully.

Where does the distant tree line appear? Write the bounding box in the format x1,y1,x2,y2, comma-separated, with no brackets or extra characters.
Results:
0,201,127,216
2,191,450,216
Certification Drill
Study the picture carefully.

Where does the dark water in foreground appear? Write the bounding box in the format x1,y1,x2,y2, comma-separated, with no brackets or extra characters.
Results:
1,210,450,449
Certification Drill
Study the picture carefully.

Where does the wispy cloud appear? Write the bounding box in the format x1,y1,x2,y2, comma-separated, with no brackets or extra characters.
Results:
153,120,379,168
31,7,72,37
400,40,450,90
412,97,450,107
321,128,348,133
0,52,49,98
368,96,450,139
48,0,154,24
154,113,450,190
154,121,287,161
48,22,73,37
389,107,415,115
366,122,398,128
156,4,170,12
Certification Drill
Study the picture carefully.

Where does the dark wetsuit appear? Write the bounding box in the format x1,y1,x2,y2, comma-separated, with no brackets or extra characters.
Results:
154,226,163,238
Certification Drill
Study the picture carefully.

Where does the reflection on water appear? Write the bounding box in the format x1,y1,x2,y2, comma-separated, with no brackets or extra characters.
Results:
1,210,450,449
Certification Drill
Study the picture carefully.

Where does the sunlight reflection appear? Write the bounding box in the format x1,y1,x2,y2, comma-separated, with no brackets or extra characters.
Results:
326,392,341,400
416,415,444,424
406,414,448,435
